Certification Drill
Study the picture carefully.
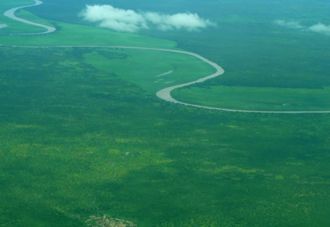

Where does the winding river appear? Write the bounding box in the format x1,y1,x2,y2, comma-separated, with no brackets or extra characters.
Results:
3,0,330,114
4,0,56,34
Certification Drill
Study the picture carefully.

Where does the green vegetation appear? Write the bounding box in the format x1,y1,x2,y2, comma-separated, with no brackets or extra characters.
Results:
2,46,330,227
0,21,176,47
174,85,330,111
83,49,214,92
1,0,330,227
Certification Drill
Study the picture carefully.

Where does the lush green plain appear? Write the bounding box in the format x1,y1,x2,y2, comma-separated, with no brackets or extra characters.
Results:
0,21,176,48
1,0,330,227
83,49,214,92
174,85,330,111
2,45,330,227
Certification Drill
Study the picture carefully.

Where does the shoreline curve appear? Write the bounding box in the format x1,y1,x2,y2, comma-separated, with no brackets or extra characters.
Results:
3,0,56,35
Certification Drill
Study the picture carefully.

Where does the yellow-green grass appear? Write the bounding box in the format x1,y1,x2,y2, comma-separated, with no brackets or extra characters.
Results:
83,49,214,93
0,21,176,48
2,47,330,227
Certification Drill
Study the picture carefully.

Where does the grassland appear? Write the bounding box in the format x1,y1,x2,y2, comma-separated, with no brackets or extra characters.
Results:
83,49,214,92
2,46,330,227
1,0,330,227
173,85,330,111
0,20,176,48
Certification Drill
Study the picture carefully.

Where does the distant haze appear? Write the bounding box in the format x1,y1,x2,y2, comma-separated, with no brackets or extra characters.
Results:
80,4,215,33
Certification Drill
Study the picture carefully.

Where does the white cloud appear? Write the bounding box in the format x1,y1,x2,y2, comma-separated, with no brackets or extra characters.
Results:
80,4,214,33
274,20,303,30
145,12,214,31
81,5,148,32
309,23,330,35
275,19,330,36
0,23,8,29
